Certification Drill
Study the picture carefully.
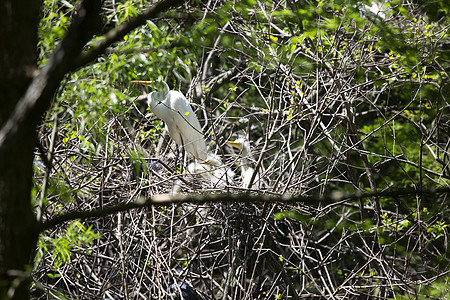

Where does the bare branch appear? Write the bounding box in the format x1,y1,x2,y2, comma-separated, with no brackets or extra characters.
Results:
0,0,184,155
39,187,450,232
74,0,184,69
0,0,103,154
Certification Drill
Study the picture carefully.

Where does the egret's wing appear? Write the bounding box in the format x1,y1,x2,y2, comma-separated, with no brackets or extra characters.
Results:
168,91,207,161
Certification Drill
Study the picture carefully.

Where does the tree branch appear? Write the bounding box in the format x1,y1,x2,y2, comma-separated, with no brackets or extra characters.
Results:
74,0,184,69
38,187,450,233
0,0,103,154
0,0,184,155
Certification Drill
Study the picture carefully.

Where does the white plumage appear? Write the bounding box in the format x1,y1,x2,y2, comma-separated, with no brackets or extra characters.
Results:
134,80,208,161
188,154,235,187
227,137,265,189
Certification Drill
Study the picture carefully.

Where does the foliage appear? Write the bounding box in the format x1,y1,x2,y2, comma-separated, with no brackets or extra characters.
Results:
32,0,449,298
36,220,99,269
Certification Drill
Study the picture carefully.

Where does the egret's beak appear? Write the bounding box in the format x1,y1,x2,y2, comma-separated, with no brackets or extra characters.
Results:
131,80,153,86
227,141,240,149
200,160,210,165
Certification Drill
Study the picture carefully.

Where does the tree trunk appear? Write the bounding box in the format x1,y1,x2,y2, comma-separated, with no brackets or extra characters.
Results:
0,1,41,299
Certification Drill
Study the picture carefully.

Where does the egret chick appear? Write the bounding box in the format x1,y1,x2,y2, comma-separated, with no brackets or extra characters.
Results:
188,154,235,187
227,137,264,189
132,80,207,161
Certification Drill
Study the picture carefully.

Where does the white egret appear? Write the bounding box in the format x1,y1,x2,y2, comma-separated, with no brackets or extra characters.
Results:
188,153,235,187
227,137,264,189
132,80,208,161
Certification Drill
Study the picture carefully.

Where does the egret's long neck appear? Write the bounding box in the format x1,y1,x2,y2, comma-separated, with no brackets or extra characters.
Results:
148,92,169,120
241,142,253,163
148,94,160,110
148,81,169,109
